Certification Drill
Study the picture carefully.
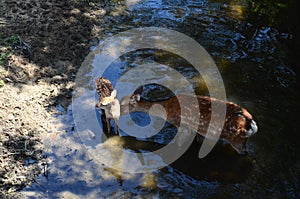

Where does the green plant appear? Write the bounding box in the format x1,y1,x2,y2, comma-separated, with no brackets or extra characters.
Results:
248,0,290,26
0,52,11,65
0,79,5,87
4,35,20,46
112,0,123,4
0,35,17,65
80,0,96,6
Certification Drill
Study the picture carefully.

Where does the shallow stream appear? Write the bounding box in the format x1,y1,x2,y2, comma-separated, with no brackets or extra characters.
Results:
22,0,299,198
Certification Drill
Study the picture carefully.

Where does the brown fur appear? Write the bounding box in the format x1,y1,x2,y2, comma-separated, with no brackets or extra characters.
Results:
95,77,113,107
95,77,120,135
121,94,258,154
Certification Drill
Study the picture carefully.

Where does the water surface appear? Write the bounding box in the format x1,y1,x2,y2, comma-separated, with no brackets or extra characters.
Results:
23,0,299,198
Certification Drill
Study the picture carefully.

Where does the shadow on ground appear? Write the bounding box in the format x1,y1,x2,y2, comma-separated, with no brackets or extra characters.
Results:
0,0,118,196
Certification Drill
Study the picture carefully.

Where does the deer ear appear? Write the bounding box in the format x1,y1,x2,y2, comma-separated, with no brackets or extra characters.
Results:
133,94,141,102
129,94,140,106
111,89,117,98
134,86,143,95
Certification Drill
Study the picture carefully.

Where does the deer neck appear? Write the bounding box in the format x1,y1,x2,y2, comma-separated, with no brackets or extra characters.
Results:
120,96,181,126
121,98,164,115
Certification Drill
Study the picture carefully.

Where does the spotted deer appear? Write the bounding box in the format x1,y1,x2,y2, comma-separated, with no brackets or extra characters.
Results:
95,77,120,135
120,91,258,154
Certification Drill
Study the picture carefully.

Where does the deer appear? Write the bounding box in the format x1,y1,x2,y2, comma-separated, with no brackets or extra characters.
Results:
120,88,258,155
95,77,120,135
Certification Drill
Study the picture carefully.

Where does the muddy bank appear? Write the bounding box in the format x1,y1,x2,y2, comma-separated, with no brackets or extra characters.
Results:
0,0,122,197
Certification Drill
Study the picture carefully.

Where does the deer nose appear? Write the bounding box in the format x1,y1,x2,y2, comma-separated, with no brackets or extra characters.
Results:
246,120,258,137
251,120,258,133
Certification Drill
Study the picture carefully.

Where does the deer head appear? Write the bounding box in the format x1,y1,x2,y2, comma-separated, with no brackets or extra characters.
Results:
120,86,143,115
97,89,120,120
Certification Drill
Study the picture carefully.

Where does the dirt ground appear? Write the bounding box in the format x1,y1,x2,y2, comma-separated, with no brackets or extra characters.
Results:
0,0,122,197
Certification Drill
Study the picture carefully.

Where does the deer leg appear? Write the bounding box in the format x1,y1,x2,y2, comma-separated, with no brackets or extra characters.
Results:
106,118,111,134
177,126,193,147
230,138,248,155
101,110,111,134
114,118,120,136
101,110,108,130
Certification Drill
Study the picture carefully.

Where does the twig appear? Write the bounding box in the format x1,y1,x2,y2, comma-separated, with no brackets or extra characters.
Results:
0,152,20,157
17,36,31,49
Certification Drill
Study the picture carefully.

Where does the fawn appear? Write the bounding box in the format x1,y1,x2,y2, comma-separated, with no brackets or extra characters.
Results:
95,77,120,135
120,91,258,154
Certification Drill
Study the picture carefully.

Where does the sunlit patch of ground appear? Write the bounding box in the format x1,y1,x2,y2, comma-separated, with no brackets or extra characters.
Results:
0,0,115,197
